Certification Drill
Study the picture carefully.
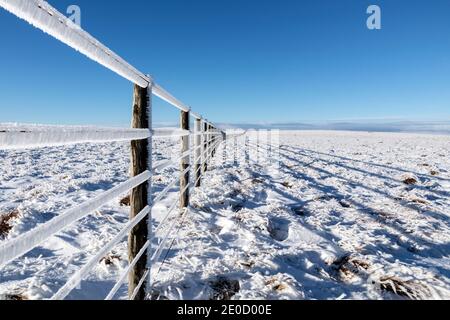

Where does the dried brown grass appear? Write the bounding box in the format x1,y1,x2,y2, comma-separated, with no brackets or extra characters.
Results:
119,195,130,207
403,177,418,185
379,276,430,300
3,292,28,300
0,209,20,239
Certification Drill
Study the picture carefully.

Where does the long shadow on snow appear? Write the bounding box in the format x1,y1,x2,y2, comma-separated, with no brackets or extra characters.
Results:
279,151,449,260
280,147,450,223
281,146,450,198
152,209,353,300
283,146,450,183
284,147,450,227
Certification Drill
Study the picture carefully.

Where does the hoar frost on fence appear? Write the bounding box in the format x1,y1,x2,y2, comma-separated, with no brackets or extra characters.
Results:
0,0,150,87
0,124,150,149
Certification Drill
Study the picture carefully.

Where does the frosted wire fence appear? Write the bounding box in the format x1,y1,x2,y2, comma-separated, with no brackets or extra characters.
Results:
0,0,225,300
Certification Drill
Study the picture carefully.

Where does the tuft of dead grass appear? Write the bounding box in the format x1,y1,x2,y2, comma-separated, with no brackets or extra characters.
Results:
119,195,130,207
403,177,418,185
332,255,370,280
0,209,20,239
3,293,28,300
281,181,293,189
339,200,351,208
265,276,291,292
210,277,240,300
378,276,430,300
273,283,288,291
239,260,255,268
252,178,264,184
410,197,428,205
100,254,122,266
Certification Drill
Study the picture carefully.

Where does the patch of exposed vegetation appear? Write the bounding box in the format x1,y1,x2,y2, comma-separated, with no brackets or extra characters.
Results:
2,292,28,300
100,253,122,266
378,276,430,300
281,181,293,189
119,195,130,207
210,277,240,300
0,209,20,239
403,177,418,185
339,199,352,208
410,197,428,205
332,255,370,280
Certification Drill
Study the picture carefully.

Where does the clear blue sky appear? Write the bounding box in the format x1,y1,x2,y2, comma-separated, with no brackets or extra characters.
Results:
0,0,449,126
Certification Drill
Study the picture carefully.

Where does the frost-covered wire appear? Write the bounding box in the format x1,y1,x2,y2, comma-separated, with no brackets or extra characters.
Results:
150,207,187,265
130,268,150,300
51,206,151,300
0,171,151,268
153,84,190,112
152,128,190,139
150,182,192,274
0,124,150,149
152,159,173,172
105,240,150,300
0,0,150,88
152,166,190,205
153,199,181,236
0,1,223,123
152,207,190,287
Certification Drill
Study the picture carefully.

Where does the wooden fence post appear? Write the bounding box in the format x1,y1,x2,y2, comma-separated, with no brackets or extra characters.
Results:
222,131,227,163
180,110,190,208
195,118,202,187
129,83,151,300
212,127,217,157
203,122,208,172
208,125,212,170
211,127,215,157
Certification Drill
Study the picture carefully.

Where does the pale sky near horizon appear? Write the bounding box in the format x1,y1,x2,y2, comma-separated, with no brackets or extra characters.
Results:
0,0,449,127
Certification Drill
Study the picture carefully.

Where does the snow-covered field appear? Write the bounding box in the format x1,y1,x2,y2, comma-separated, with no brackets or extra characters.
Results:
1,131,449,300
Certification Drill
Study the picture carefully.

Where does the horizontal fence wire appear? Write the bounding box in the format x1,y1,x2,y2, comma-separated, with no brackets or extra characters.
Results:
0,0,150,88
152,128,191,138
153,84,190,112
0,125,150,149
152,166,191,205
0,0,203,114
53,133,222,300
152,159,173,172
130,268,150,300
0,0,229,301
0,171,151,268
150,204,188,265
105,240,150,300
153,199,181,237
51,206,152,300
0,125,221,150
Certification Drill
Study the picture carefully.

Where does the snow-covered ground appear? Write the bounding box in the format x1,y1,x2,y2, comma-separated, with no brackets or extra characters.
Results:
1,131,449,300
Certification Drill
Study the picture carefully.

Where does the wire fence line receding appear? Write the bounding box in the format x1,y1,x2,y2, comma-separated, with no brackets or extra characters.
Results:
0,0,229,300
